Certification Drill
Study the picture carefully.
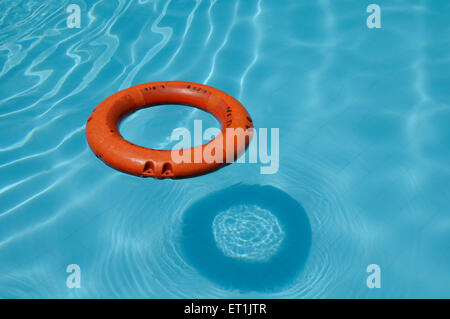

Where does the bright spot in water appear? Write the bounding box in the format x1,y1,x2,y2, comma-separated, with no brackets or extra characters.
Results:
212,204,285,262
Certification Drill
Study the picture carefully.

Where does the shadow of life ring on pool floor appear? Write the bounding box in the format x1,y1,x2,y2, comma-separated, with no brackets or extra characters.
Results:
179,184,312,292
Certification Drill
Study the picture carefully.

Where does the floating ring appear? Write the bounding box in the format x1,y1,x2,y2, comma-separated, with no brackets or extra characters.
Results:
86,81,253,179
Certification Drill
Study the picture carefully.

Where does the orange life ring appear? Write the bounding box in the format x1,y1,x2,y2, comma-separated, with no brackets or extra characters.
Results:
86,81,253,179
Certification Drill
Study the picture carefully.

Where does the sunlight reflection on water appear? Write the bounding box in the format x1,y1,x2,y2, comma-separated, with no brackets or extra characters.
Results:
212,204,285,262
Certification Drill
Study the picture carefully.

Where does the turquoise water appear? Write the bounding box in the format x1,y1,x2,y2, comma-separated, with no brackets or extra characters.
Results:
1,0,449,298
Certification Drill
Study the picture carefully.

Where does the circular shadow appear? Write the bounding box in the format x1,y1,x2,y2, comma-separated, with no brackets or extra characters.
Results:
179,184,312,292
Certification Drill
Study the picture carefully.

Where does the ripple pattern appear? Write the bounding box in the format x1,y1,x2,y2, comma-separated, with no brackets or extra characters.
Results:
1,0,449,298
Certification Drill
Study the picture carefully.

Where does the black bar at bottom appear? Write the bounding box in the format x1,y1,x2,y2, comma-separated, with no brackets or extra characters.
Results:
0,299,445,317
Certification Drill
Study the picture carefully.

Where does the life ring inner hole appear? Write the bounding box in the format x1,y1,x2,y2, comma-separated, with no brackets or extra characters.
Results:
119,104,220,150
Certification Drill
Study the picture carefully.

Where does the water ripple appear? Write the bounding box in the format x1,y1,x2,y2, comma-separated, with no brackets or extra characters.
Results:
1,0,448,298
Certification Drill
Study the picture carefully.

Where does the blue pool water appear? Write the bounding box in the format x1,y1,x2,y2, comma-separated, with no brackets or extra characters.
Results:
1,0,449,298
